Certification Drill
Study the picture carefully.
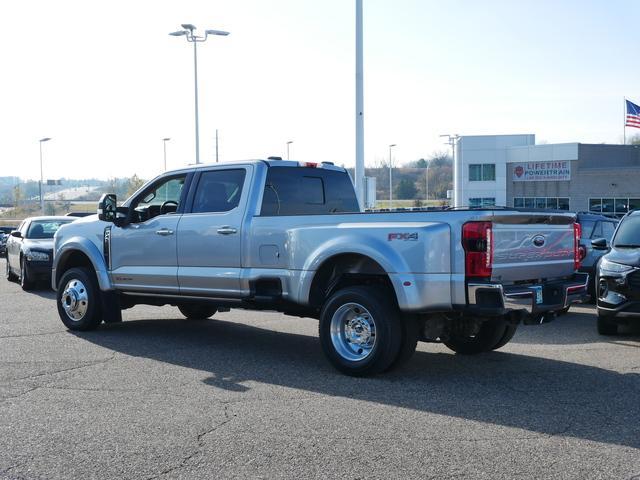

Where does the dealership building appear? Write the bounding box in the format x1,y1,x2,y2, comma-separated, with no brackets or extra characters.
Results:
453,134,640,215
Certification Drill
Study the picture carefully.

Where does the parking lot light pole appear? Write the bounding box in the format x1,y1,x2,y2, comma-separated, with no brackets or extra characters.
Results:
162,138,171,171
170,25,229,165
39,137,51,213
286,140,293,160
440,134,459,205
425,158,430,203
388,144,396,207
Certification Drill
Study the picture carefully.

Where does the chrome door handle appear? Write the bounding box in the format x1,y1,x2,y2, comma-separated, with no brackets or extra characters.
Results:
217,226,237,235
155,229,174,236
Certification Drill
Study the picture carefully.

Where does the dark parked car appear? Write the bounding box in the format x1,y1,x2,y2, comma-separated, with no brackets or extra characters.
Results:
595,210,640,334
576,213,619,298
0,226,17,257
5,216,76,290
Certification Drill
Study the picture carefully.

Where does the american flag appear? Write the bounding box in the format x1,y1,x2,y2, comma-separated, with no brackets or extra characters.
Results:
626,99,640,128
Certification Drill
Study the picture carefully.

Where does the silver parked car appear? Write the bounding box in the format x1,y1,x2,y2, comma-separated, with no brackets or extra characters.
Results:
5,216,76,290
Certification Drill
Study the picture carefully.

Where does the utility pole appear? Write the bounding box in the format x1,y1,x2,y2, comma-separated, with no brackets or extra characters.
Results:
388,143,396,207
39,137,51,213
355,0,365,209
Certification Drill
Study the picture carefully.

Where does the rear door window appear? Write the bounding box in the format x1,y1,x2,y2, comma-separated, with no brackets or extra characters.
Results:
261,167,359,216
191,169,246,213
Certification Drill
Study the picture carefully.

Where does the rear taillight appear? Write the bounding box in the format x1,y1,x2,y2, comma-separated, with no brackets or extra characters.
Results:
462,221,493,279
574,223,582,271
578,245,587,261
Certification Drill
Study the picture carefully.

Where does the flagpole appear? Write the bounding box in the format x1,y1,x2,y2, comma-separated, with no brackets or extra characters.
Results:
624,96,626,145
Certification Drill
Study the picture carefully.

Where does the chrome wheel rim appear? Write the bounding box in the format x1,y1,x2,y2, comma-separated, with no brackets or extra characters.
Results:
60,279,89,321
329,302,377,362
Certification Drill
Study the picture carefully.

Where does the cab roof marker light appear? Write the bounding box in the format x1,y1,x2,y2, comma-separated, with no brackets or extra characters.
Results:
299,162,319,168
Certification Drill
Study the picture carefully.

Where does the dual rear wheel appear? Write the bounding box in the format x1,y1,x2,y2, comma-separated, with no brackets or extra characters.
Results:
319,286,517,376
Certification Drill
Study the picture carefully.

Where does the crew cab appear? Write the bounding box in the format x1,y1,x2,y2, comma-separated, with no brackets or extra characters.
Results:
52,160,588,376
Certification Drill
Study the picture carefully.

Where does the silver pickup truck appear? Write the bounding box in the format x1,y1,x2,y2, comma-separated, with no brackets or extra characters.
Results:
52,160,588,375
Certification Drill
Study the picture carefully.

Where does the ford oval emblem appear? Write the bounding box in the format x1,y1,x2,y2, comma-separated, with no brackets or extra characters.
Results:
532,235,546,248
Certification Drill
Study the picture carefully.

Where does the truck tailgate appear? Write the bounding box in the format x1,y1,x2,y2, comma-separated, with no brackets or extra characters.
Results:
490,213,576,283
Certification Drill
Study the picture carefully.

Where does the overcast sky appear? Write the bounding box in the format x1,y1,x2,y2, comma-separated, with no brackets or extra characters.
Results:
1,0,639,181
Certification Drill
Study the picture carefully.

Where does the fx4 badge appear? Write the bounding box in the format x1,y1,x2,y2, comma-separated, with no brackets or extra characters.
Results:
388,232,418,241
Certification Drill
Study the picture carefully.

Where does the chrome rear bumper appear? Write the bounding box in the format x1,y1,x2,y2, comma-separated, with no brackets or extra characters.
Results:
467,273,589,315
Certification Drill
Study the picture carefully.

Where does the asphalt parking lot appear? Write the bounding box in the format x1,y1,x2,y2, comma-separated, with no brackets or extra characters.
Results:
0,258,639,480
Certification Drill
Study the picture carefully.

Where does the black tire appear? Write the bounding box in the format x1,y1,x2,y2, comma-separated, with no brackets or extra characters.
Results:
20,257,35,291
56,267,103,331
178,304,217,320
597,315,618,336
444,318,512,355
5,258,17,281
389,315,420,370
319,286,402,376
588,276,597,304
491,323,518,350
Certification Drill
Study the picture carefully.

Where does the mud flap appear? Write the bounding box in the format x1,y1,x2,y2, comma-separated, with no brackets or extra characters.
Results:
101,290,122,323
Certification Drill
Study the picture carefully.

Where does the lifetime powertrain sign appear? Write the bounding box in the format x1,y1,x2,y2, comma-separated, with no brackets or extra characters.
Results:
512,161,571,182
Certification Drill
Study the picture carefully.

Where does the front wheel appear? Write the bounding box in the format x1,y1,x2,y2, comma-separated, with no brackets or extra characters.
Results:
5,258,17,281
20,257,35,290
56,267,103,331
444,318,516,355
319,286,403,376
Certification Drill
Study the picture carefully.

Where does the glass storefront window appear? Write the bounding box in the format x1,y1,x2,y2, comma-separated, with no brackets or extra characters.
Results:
614,198,628,214
469,165,482,181
546,198,558,209
558,198,570,210
589,198,602,212
535,198,546,209
602,198,614,213
629,199,640,211
483,164,496,181
514,198,524,208
524,198,535,208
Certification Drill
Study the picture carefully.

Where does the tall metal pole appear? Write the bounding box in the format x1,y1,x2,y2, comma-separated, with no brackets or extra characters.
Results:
162,138,170,170
355,0,365,209
286,140,293,160
425,159,430,203
388,144,396,206
624,96,627,145
38,137,51,213
215,129,219,162
193,40,200,164
441,134,459,206
171,26,228,166
39,141,44,213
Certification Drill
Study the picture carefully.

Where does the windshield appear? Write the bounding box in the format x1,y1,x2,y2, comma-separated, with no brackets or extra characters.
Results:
612,215,640,247
26,220,73,239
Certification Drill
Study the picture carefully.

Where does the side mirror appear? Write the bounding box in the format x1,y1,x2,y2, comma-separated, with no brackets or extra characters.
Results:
591,237,609,250
98,194,117,223
10,231,21,238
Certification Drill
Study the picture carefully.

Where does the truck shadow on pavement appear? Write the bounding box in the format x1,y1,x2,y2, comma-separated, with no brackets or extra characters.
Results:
73,315,640,450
